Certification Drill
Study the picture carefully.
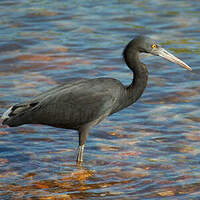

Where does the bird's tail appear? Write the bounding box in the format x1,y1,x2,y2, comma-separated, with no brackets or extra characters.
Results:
1,102,39,127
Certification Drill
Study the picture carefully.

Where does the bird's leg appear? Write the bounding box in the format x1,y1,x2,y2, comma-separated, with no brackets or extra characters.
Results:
76,128,89,164
76,144,85,163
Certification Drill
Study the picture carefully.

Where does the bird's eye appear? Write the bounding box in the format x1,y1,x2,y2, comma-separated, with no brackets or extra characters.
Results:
152,44,157,48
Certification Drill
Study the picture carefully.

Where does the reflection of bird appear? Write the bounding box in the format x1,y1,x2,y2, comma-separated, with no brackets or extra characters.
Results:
1,36,192,163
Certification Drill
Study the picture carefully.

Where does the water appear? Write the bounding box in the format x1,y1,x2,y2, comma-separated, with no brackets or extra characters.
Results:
0,0,200,199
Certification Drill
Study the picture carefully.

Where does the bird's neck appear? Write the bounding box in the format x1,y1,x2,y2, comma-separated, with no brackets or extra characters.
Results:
124,50,148,107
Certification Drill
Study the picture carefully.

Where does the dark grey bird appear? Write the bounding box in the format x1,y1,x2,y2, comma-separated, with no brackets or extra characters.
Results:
1,36,192,163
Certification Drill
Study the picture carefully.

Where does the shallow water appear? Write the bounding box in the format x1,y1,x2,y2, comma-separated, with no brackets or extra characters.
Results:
0,0,200,199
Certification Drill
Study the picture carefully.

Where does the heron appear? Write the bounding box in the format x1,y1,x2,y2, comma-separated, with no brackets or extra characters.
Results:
1,36,192,163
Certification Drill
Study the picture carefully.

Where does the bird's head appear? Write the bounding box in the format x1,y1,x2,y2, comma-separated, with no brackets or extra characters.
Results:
126,35,192,71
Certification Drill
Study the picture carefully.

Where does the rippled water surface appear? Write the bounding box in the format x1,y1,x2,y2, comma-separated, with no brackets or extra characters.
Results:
0,0,200,199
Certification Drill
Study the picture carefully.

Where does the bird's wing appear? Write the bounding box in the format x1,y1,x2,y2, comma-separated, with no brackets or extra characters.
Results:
5,79,118,128
34,81,117,127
